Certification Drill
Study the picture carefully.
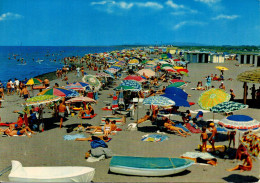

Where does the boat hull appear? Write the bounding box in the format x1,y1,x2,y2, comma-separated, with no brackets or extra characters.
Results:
109,156,194,176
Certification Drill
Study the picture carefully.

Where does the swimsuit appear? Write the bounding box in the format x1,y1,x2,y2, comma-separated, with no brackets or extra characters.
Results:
24,94,28,99
17,130,22,135
196,157,208,164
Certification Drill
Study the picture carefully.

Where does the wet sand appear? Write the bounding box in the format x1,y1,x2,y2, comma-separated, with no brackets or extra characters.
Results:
0,59,259,182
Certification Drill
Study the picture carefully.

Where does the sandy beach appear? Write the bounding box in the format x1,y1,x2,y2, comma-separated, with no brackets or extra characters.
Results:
0,56,259,182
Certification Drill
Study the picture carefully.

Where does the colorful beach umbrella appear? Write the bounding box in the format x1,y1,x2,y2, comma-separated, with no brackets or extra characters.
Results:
165,87,188,100
128,59,139,65
123,75,145,82
82,75,101,88
241,133,260,159
198,88,230,110
143,96,175,106
174,66,184,70
120,80,142,92
25,78,42,85
114,85,135,91
23,95,61,106
37,87,79,97
210,101,248,113
218,115,260,131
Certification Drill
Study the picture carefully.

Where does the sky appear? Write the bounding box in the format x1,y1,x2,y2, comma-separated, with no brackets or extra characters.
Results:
0,0,259,46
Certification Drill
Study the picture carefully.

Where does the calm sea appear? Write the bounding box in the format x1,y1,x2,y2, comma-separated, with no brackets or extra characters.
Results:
0,46,125,85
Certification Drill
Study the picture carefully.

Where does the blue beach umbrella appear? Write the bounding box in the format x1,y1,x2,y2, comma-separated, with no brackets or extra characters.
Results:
161,94,190,107
165,87,188,100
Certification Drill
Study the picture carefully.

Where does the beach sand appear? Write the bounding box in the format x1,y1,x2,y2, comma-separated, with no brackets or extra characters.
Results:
0,59,259,182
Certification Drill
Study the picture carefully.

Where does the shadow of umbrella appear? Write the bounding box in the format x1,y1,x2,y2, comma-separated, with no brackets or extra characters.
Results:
223,174,259,182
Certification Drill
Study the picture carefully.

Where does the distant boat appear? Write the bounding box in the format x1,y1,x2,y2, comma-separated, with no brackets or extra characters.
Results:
36,60,44,62
8,160,95,182
109,156,194,176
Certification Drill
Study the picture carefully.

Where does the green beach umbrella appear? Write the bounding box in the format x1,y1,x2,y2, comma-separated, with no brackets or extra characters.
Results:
168,82,186,88
210,101,248,113
25,78,42,85
23,95,61,106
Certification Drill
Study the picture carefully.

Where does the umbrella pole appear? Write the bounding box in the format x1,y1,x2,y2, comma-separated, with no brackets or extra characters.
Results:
243,82,247,104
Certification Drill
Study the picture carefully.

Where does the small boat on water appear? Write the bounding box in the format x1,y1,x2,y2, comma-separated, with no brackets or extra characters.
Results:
109,156,194,176
8,160,95,182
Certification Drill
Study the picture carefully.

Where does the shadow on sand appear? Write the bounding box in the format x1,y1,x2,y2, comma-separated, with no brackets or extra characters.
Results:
223,174,259,182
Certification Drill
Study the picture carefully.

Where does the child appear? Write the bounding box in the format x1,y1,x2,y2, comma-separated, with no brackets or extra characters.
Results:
228,131,236,148
200,126,208,152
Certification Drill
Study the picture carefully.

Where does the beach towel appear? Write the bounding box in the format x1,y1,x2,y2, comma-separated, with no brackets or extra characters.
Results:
190,109,210,114
102,107,112,111
185,123,202,133
0,122,15,126
181,152,215,159
63,134,86,140
2,132,31,137
141,134,169,142
174,123,189,132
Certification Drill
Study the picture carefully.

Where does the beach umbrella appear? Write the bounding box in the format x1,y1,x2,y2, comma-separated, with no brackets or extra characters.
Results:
161,94,190,107
37,87,79,97
23,95,61,106
128,59,139,65
168,82,186,88
96,72,114,78
123,75,145,82
144,65,156,70
143,96,175,106
169,79,186,84
65,82,91,91
210,101,248,113
114,85,135,91
165,87,188,100
218,115,260,132
25,78,42,85
120,80,142,92
198,88,230,110
137,69,155,78
65,96,96,104
109,66,121,70
161,64,173,68
177,69,189,73
241,133,260,159
174,59,181,61
82,75,101,88
174,66,184,70
216,66,228,71
236,68,260,104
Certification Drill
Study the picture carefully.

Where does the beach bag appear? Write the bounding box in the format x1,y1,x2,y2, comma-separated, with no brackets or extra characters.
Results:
90,139,108,149
127,123,137,131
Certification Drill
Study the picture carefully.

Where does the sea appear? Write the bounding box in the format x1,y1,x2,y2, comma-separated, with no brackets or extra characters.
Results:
0,46,126,86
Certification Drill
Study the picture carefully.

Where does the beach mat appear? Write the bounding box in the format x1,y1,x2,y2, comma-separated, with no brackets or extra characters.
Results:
141,134,169,142
198,144,226,153
81,114,97,119
0,122,15,126
185,123,202,133
101,115,125,126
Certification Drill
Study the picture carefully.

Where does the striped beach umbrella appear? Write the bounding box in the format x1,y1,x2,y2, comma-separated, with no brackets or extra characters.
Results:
120,80,142,92
218,115,260,131
82,75,101,88
124,75,145,82
37,87,79,97
210,101,248,113
25,78,42,85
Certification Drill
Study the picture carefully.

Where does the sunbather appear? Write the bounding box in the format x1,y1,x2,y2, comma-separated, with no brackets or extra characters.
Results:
181,156,217,166
164,118,191,137
87,118,112,137
135,112,151,124
0,126,36,137
75,135,109,141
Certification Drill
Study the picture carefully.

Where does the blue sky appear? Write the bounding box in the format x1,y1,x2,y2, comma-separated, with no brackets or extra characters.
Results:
0,0,259,46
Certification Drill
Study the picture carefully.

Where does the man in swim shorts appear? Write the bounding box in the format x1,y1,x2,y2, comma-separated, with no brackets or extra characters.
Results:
58,100,67,128
208,123,217,152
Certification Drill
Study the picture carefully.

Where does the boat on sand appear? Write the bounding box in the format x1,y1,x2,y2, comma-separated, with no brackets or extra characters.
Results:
8,160,95,182
109,156,194,176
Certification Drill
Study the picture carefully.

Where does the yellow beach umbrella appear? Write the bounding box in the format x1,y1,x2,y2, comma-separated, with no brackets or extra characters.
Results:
129,59,139,64
198,88,230,110
216,66,229,71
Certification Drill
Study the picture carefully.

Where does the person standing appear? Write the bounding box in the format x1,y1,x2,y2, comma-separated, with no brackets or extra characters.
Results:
219,82,226,90
230,89,235,101
58,100,67,128
21,86,30,100
76,66,80,77
250,84,256,100
200,126,208,152
205,76,211,90
208,123,217,152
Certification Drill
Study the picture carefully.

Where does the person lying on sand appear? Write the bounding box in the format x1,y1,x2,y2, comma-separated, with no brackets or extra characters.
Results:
0,126,36,137
134,112,151,124
86,118,112,137
164,117,191,137
181,156,217,166
75,135,109,141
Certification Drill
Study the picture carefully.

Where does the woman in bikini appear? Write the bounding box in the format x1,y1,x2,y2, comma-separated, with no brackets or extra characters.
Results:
0,126,36,138
181,156,217,166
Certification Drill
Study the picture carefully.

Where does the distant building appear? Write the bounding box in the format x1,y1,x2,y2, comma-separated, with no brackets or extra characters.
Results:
183,51,225,63
238,53,260,67
167,47,178,54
